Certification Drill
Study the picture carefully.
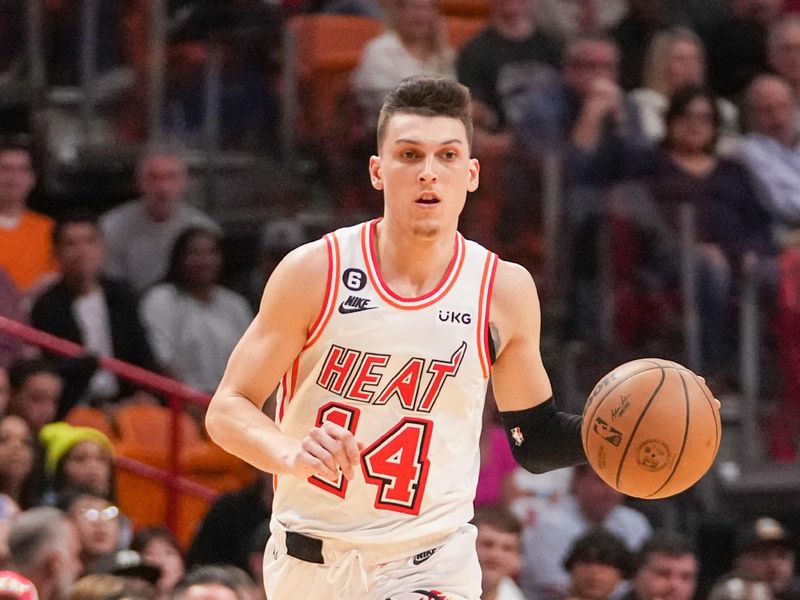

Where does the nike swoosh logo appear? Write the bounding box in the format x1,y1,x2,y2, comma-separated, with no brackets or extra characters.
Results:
337,303,379,314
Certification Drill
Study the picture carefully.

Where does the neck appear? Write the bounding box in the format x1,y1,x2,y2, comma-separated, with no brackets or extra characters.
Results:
493,14,534,39
375,218,456,297
0,200,23,219
482,582,499,600
185,283,215,302
68,276,100,296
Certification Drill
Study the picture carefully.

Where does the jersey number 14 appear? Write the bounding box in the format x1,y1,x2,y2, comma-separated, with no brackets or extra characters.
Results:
308,402,432,515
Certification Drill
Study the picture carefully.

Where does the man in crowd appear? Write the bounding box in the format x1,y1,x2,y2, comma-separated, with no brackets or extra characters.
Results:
621,531,698,600
100,148,219,292
733,517,800,600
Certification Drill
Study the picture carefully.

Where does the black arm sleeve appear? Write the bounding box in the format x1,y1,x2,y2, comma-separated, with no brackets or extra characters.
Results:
499,397,587,474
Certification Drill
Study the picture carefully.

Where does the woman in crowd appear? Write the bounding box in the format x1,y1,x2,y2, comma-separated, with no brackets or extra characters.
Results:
632,86,774,380
140,228,252,393
0,414,37,510
631,27,739,150
131,527,186,600
39,421,116,503
352,0,455,126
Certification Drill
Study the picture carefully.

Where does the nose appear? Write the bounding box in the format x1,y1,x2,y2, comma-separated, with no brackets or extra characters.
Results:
418,155,438,184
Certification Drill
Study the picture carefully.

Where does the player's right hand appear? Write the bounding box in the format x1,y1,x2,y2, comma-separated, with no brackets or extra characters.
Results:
286,422,363,481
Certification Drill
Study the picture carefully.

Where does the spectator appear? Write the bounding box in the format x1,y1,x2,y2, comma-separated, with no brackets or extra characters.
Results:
7,507,83,600
457,0,562,143
699,0,783,99
186,473,272,571
352,0,455,127
59,489,124,574
562,529,634,600
38,422,115,503
620,531,698,600
738,75,800,458
739,74,800,240
172,566,245,600
472,504,525,600
130,527,185,600
767,17,800,102
520,464,652,600
632,27,739,148
4,358,64,508
610,0,673,90
0,416,36,513
100,148,220,293
0,140,57,297
636,86,774,375
84,549,159,597
30,211,158,413
536,0,627,41
140,227,252,393
67,573,150,600
732,517,799,600
708,572,775,600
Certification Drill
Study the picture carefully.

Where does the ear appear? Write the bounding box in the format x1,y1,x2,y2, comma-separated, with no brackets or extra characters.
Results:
467,158,480,193
369,155,383,191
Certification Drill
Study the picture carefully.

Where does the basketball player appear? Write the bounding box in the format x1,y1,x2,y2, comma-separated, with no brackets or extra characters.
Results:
205,77,587,599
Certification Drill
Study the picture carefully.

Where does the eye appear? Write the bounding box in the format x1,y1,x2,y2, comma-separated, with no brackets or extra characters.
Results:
401,149,417,160
441,150,457,160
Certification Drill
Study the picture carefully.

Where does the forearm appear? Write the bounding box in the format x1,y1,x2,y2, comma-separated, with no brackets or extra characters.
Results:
499,397,586,474
205,394,301,475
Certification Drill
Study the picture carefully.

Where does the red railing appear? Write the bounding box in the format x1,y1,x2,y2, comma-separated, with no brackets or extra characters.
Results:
0,316,218,531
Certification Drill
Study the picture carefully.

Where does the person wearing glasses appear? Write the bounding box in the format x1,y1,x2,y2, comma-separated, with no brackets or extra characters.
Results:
57,488,125,576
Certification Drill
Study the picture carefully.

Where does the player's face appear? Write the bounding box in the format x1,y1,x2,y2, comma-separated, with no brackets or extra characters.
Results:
635,552,697,600
370,113,479,240
475,524,521,588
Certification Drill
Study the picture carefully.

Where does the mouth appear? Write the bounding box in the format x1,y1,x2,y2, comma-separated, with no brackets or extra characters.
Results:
415,193,441,206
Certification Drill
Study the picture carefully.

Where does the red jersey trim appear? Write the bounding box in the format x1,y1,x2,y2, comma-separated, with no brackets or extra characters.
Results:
477,252,499,379
360,220,465,310
305,233,341,349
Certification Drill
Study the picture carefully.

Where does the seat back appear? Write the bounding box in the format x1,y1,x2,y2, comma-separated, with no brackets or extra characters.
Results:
284,14,383,142
65,406,116,440
115,405,201,448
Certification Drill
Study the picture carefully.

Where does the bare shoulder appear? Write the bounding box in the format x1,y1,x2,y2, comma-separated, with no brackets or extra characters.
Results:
489,259,542,354
258,237,331,329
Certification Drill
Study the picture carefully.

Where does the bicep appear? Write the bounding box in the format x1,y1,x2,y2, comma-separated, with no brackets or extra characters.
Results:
489,262,552,412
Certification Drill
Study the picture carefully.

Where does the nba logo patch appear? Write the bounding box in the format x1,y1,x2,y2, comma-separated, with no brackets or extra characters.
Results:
511,427,524,446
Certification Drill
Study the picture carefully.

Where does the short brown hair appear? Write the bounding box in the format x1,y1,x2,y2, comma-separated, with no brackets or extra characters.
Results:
376,76,473,152
471,504,522,536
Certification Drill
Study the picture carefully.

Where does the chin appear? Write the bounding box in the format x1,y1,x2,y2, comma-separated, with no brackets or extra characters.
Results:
410,221,440,239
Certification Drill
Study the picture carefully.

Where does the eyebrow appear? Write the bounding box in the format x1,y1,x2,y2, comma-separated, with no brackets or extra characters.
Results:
394,138,464,146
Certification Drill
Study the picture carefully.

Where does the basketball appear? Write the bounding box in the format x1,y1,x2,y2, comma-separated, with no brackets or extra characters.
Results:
581,358,721,499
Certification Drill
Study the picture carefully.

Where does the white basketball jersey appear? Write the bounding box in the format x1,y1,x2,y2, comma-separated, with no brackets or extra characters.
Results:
272,220,499,544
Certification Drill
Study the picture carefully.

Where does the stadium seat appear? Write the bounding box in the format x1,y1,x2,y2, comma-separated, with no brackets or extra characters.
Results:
64,406,116,440
284,13,383,143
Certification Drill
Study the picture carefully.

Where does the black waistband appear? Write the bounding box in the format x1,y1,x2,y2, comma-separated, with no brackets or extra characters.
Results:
285,530,325,564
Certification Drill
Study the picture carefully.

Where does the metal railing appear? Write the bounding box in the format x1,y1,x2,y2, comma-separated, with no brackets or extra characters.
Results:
0,316,217,532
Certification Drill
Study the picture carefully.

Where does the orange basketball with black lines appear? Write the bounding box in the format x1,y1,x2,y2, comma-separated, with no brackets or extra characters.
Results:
581,358,721,499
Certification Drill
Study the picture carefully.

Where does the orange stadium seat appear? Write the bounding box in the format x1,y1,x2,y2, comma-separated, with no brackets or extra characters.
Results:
64,406,116,440
285,13,383,142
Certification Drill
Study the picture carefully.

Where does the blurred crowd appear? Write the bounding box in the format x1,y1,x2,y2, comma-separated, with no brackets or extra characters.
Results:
0,0,799,598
